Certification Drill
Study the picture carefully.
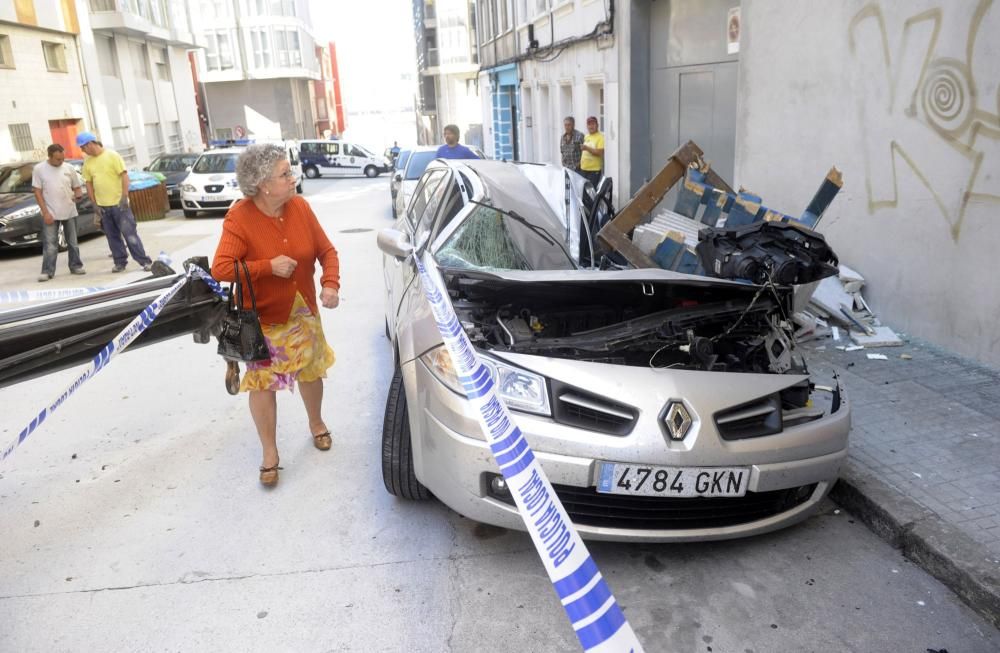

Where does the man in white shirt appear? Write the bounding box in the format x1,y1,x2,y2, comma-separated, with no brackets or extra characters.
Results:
31,144,86,281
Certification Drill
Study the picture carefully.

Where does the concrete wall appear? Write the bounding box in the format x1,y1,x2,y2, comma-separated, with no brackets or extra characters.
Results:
737,0,1000,365
0,23,88,162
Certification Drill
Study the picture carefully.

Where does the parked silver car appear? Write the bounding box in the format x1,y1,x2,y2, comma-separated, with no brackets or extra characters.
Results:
377,159,851,542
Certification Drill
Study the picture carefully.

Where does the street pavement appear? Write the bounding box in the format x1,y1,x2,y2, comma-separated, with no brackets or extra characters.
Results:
0,176,997,651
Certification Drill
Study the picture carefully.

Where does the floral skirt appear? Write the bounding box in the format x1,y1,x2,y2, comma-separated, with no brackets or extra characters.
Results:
240,293,335,393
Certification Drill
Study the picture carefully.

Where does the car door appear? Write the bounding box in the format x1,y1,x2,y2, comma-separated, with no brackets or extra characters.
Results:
385,168,449,340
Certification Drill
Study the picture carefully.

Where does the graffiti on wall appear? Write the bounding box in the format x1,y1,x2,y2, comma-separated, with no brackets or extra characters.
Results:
849,0,1000,240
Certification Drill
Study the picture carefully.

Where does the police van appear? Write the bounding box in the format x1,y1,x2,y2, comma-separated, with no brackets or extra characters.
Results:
180,139,303,218
299,139,389,179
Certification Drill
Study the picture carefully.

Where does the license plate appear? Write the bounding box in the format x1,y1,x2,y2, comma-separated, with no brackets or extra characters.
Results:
200,195,215,202
597,462,750,498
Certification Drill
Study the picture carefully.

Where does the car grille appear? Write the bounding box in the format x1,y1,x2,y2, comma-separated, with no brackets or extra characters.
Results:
550,380,637,435
204,185,224,193
493,483,816,530
198,200,234,208
715,393,783,440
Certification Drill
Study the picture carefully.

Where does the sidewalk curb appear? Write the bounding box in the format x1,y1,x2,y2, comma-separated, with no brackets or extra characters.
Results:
831,462,1000,629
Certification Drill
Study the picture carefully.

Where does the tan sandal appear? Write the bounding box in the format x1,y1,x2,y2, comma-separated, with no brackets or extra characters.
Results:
225,361,240,396
259,459,282,486
312,431,332,451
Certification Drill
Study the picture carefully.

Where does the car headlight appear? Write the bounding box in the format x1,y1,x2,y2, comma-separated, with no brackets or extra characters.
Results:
3,206,41,222
181,183,196,193
420,346,551,416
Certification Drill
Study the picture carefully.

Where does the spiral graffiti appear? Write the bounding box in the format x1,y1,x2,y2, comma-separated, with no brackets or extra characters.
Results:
920,58,974,136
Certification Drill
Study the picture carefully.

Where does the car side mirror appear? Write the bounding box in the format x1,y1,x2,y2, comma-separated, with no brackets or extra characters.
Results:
377,228,413,260
394,173,402,182
185,165,192,172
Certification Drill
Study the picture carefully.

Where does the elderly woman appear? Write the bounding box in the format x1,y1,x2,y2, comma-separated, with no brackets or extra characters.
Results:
211,144,340,487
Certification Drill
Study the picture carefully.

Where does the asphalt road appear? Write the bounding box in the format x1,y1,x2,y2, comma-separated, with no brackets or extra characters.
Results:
0,176,996,652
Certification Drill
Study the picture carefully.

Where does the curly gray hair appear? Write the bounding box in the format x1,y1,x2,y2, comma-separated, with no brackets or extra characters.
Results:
235,143,287,197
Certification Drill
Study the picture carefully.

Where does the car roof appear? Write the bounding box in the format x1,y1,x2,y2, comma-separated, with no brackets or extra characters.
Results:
196,148,243,155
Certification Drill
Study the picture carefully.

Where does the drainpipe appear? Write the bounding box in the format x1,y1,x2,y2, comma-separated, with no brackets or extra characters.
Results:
74,35,97,137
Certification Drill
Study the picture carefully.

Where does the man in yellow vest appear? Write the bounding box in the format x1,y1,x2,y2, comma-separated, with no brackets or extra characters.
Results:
77,131,153,273
580,116,605,187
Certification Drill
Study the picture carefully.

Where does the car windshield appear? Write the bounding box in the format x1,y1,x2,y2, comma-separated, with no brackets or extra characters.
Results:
405,151,436,180
436,202,576,272
193,153,238,174
0,164,35,194
149,156,196,172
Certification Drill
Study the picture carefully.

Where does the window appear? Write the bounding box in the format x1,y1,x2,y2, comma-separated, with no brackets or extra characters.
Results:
433,184,464,239
587,81,604,131
168,121,183,151
273,28,301,67
206,31,235,71
131,42,151,80
316,97,328,119
251,28,271,68
270,0,294,15
202,0,230,19
113,126,136,164
154,47,171,81
215,127,233,140
287,29,301,66
96,35,119,77
9,123,32,151
145,123,164,157
0,34,13,68
412,171,450,245
42,41,68,73
406,169,447,229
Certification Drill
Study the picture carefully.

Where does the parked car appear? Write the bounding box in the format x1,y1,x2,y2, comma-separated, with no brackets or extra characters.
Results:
180,143,302,218
0,161,101,250
389,148,412,203
300,139,389,179
144,153,198,207
391,146,440,219
376,158,851,542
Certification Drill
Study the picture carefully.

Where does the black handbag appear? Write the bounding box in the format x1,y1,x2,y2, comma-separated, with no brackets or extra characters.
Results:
217,260,271,363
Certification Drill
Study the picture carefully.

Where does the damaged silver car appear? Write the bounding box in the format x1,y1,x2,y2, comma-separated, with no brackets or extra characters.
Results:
377,159,850,542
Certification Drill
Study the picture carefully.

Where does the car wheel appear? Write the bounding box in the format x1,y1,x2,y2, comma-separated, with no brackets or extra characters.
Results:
304,166,319,179
296,182,303,194
365,165,379,178
382,364,431,500
183,209,197,218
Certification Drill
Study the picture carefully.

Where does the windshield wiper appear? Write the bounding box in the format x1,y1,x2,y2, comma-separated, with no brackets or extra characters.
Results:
467,199,561,248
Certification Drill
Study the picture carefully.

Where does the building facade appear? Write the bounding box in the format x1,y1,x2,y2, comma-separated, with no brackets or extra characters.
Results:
1,0,202,164
413,0,483,148
192,0,320,142
312,43,344,139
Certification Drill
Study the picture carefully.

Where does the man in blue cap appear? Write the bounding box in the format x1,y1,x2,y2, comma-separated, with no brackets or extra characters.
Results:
76,131,153,273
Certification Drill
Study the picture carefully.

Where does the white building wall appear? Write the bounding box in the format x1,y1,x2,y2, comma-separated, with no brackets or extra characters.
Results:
737,0,1000,365
0,23,88,162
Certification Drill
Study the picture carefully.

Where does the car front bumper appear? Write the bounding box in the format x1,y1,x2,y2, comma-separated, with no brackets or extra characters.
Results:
403,355,851,542
181,192,240,213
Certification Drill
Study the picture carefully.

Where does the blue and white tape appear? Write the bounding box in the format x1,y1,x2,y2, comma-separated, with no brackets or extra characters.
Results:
0,286,107,304
0,264,225,464
414,255,644,653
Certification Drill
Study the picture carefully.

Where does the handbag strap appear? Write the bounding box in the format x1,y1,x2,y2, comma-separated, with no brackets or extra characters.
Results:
235,259,259,312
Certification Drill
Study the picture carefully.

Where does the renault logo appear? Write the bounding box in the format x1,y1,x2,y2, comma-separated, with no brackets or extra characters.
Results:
663,401,692,440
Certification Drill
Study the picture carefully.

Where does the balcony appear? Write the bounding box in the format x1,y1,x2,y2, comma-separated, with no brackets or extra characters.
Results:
88,0,202,47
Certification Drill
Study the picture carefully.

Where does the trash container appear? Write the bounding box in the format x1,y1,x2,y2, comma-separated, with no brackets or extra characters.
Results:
129,180,168,222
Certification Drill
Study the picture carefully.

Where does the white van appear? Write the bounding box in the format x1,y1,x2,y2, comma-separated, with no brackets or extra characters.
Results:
300,140,389,179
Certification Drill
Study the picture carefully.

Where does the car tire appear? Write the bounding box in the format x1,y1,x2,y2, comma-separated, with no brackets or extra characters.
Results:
183,209,197,218
365,165,379,178
304,166,319,179
382,364,431,500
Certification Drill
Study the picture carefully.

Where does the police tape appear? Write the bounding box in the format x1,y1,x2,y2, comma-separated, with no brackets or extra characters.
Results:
0,264,227,464
414,255,644,653
0,286,107,304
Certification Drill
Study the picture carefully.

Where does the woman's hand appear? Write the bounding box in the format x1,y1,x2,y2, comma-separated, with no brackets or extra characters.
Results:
320,287,340,309
270,255,297,278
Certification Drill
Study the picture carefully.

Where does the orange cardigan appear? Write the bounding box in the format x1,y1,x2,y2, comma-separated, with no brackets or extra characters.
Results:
211,196,340,325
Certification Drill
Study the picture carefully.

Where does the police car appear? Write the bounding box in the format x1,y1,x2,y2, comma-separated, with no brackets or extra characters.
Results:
180,140,303,218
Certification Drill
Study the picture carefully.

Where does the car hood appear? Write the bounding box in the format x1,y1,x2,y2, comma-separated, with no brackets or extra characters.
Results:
441,265,758,290
0,193,35,213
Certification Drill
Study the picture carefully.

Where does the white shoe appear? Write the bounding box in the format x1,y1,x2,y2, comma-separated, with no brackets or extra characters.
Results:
37,274,53,282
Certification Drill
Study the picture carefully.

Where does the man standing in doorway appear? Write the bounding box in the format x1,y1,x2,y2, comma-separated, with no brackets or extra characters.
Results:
77,131,153,273
436,125,478,160
559,117,584,171
32,144,87,282
580,116,605,186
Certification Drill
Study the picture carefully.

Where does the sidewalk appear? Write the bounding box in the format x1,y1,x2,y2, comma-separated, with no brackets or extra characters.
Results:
803,335,1000,628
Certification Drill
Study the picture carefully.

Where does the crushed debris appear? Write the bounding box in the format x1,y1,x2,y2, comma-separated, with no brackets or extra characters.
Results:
867,353,889,361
